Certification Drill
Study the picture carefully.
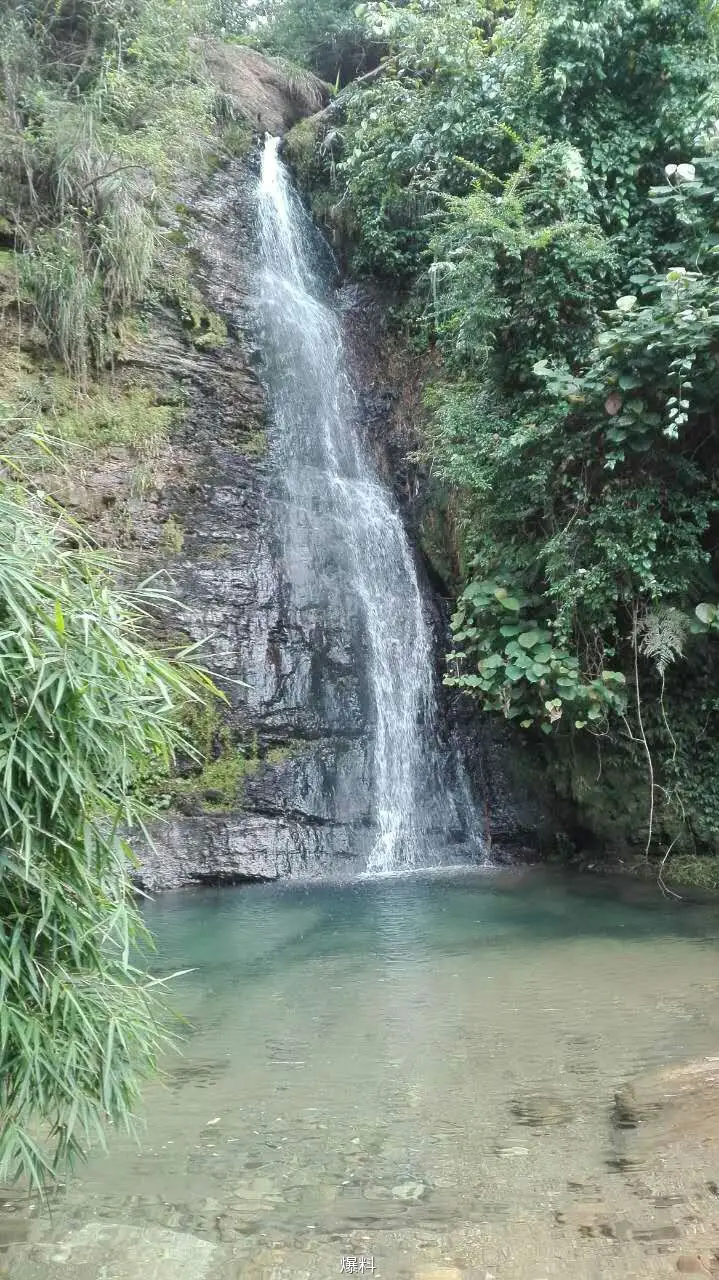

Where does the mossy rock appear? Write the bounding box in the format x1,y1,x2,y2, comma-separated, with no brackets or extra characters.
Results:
419,504,459,591
136,699,262,815
284,117,322,179
160,515,185,555
284,116,337,213
236,425,268,458
652,854,719,893
0,358,175,469
164,275,228,351
172,750,259,813
263,739,306,766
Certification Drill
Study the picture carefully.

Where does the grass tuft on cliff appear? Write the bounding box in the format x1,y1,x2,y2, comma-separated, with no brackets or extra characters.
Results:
0,0,214,380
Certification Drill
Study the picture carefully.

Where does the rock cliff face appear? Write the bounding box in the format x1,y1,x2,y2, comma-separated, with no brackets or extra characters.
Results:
134,143,564,890
131,152,376,889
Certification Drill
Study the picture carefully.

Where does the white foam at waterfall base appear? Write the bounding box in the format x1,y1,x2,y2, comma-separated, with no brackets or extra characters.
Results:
256,135,483,873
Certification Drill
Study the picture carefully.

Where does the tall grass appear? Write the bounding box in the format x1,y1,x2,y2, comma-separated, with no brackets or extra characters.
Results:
0,0,212,376
20,225,105,382
0,487,215,1189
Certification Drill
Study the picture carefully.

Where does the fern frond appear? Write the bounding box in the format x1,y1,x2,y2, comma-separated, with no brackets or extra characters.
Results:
638,607,688,676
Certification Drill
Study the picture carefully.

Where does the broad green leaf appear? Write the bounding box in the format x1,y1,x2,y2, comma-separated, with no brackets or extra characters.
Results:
517,630,542,648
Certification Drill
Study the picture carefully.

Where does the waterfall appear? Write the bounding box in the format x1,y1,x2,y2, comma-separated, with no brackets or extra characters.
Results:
256,136,481,874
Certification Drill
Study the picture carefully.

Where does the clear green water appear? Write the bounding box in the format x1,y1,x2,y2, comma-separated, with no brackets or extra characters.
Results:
7,869,719,1279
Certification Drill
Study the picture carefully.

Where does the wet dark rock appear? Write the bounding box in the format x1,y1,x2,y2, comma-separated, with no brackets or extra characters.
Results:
634,1224,682,1242
130,151,564,890
510,1092,575,1128
613,1082,657,1128
553,1200,630,1240
164,1060,229,1090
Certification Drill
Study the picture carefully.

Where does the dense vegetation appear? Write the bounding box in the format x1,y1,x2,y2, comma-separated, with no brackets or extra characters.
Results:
256,0,719,875
213,0,375,83
1,0,213,379
0,0,223,1187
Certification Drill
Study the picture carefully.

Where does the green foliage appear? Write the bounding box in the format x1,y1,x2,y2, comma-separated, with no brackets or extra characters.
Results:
0,0,214,378
431,141,612,377
0,486,216,1189
317,0,719,858
329,0,717,279
447,580,627,733
218,0,376,83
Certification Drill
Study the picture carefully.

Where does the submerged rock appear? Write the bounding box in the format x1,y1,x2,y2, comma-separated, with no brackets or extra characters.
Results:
6,1223,217,1279
363,1184,392,1200
391,1181,427,1202
413,1268,465,1280
611,1056,719,1172
510,1091,575,1128
613,1057,719,1129
675,1256,717,1275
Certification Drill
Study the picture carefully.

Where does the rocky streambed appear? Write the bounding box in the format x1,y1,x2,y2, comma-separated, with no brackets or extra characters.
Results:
4,871,719,1279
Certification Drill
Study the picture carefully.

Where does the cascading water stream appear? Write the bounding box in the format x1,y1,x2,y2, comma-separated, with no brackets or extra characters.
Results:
256,136,480,873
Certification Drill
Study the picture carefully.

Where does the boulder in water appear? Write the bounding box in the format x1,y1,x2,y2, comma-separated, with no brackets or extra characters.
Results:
5,1223,217,1279
613,1056,719,1130
610,1056,719,1173
675,1256,717,1275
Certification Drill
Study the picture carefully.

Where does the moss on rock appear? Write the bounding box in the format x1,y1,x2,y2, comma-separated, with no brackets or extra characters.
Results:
284,117,324,185
236,424,268,458
160,515,185,554
165,274,228,350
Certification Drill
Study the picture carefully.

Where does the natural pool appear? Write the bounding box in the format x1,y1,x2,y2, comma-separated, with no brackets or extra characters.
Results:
5,868,719,1279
